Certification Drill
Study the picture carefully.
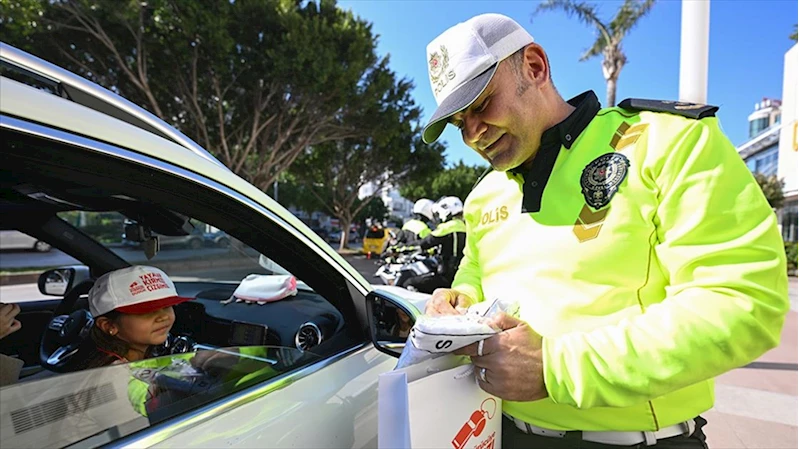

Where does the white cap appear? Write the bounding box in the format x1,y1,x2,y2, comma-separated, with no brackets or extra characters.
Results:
89,265,192,317
423,13,534,144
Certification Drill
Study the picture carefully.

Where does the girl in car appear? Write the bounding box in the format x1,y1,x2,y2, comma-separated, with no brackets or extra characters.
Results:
77,265,193,369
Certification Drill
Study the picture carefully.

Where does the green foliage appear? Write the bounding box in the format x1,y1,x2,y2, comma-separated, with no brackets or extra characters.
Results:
1,0,389,189
791,24,797,42
56,211,124,243
288,57,446,249
266,173,326,216
0,0,47,42
753,173,785,210
785,242,798,271
355,197,389,224
399,162,488,203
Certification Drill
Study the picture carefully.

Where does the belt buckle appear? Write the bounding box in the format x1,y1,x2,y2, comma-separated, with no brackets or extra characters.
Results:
525,422,566,438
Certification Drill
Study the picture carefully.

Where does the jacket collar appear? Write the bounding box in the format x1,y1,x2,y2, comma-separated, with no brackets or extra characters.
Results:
513,91,601,213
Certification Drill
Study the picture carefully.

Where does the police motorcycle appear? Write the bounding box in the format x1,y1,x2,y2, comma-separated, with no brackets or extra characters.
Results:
373,245,444,292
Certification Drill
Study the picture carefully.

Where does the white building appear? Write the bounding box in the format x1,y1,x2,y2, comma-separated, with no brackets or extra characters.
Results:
748,98,782,139
777,44,797,242
738,44,798,243
359,181,414,225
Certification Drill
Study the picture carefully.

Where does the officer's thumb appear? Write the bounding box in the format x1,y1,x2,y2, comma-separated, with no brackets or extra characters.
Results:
489,312,524,332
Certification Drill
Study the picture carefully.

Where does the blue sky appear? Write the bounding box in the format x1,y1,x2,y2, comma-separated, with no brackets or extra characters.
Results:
339,0,798,168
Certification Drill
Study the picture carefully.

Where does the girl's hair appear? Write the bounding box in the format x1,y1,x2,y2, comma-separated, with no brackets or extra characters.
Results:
77,310,153,369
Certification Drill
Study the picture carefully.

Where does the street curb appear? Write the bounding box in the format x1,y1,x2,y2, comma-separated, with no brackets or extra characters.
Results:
0,273,41,286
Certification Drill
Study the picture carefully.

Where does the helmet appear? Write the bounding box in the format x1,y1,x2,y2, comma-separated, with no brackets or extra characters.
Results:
412,198,435,221
433,196,463,222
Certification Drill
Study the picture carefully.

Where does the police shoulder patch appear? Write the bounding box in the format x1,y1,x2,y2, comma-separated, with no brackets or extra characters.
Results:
581,153,630,210
617,98,718,120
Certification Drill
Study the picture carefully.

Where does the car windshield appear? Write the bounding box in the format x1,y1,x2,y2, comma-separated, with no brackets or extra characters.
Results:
48,212,292,285
365,229,384,239
0,346,320,448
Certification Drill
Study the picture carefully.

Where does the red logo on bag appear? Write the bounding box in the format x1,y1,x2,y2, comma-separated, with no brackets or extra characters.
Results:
451,398,497,449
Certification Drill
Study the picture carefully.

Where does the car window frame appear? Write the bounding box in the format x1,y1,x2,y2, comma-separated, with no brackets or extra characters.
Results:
2,115,370,322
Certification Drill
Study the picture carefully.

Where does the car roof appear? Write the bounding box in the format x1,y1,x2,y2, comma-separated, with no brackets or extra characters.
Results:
0,42,221,166
0,43,366,286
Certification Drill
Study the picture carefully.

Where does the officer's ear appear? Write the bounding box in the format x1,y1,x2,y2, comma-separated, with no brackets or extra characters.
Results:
521,43,550,86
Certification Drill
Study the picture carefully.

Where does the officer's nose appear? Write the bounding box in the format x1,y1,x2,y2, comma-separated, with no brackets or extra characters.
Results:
461,113,487,149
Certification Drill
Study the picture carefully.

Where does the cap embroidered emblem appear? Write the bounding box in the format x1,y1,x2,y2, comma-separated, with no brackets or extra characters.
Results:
580,153,630,210
429,45,455,96
129,281,146,295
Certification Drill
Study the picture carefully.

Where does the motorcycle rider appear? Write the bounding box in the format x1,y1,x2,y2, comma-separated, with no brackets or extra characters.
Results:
393,198,435,245
404,196,467,289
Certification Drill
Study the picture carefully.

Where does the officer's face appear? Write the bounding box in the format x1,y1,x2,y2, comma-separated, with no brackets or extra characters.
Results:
451,45,552,172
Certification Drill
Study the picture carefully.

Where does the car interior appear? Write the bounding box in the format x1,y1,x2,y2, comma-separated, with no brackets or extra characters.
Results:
0,128,367,383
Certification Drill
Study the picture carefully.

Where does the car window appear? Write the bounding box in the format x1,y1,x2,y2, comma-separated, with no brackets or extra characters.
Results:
365,228,385,239
58,212,272,283
0,347,320,448
56,211,342,351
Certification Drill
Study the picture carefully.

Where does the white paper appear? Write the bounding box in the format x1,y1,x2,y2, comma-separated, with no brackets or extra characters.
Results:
378,371,412,449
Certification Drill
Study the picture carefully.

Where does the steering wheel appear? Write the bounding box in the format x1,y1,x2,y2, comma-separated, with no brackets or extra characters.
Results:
40,280,95,372
53,279,94,316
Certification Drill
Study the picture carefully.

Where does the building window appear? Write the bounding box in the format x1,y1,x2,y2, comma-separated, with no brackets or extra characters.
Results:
749,117,770,138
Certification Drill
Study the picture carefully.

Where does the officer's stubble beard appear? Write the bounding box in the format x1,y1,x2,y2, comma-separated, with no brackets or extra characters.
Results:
490,71,545,173
492,46,571,173
518,82,575,172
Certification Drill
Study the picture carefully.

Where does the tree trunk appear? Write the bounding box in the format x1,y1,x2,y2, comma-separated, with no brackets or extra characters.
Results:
606,77,617,108
339,218,352,252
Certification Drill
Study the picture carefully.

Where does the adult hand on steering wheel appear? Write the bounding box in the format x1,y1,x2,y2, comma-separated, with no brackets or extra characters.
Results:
40,280,95,372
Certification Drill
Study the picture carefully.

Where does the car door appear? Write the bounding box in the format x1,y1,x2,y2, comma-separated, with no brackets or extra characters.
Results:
2,106,400,448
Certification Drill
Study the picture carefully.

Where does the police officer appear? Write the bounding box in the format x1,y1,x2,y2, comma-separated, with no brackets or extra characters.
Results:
404,196,467,291
394,198,435,245
420,13,789,449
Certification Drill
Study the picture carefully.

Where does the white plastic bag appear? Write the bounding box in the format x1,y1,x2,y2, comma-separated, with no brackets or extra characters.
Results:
222,274,298,305
396,298,519,369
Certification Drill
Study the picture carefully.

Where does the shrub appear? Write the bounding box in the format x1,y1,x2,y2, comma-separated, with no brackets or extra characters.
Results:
786,242,798,272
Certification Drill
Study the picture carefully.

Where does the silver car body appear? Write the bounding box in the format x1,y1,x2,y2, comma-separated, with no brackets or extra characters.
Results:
0,43,426,448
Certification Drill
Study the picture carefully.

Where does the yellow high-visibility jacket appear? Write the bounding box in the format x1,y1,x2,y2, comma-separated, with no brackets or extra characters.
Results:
452,92,789,431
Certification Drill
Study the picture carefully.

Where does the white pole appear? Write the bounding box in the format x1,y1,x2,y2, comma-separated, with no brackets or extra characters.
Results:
678,0,710,103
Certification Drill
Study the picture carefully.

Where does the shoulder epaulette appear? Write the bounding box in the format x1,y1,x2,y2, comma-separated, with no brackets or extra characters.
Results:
617,98,718,120
471,167,494,191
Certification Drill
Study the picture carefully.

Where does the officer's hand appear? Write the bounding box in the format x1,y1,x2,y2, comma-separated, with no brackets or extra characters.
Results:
456,313,547,402
425,289,474,316
190,349,240,376
0,303,22,340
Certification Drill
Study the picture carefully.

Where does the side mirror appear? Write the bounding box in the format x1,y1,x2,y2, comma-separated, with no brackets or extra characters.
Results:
366,289,421,358
38,266,91,296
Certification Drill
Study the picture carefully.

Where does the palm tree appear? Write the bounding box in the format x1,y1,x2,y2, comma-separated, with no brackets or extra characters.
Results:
791,24,797,42
534,0,656,107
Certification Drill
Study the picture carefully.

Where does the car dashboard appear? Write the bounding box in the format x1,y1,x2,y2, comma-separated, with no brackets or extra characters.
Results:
170,282,344,354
